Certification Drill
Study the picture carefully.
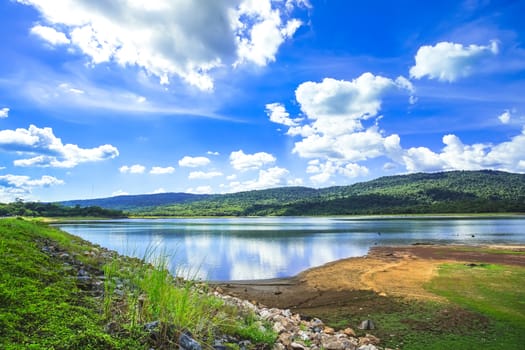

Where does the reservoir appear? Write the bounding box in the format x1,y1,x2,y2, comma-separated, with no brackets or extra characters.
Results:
56,216,525,281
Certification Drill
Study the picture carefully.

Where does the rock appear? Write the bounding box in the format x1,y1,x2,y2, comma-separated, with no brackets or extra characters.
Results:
358,334,380,347
364,334,380,345
144,320,160,331
310,318,324,328
290,341,306,350
321,338,346,350
278,332,292,347
179,331,202,350
343,327,356,337
358,319,375,330
273,343,286,350
273,321,286,334
323,326,335,335
357,345,378,350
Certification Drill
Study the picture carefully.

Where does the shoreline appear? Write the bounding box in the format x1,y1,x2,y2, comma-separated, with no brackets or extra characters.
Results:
215,243,525,314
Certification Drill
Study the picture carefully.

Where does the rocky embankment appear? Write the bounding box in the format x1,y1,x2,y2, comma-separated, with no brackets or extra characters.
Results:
214,291,390,350
39,236,391,350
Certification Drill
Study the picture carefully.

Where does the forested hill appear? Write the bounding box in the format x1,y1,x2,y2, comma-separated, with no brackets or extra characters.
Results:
60,170,525,216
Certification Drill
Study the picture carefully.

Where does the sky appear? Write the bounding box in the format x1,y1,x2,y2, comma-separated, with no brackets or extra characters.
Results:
1,0,525,202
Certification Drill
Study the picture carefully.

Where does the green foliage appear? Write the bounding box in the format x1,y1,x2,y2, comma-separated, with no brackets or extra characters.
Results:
0,200,126,218
133,170,525,216
0,218,277,349
103,249,277,348
0,218,137,349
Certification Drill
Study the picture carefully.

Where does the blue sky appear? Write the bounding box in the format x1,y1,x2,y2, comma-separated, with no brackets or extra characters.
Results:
1,0,524,202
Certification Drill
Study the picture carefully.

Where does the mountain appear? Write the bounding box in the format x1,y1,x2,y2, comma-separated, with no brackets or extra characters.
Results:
60,192,209,211
60,170,525,216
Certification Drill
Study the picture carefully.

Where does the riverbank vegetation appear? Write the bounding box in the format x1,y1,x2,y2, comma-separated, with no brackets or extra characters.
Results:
0,201,125,218
0,218,276,349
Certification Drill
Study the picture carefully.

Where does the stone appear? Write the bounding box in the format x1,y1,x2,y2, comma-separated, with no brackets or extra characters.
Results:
273,343,286,350
357,345,378,350
321,338,345,350
364,334,380,345
278,332,292,347
323,326,335,335
273,321,286,334
358,319,375,330
290,341,306,350
179,331,202,350
343,327,356,337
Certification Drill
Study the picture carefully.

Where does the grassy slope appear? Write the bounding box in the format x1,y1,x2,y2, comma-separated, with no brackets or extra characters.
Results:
0,218,134,349
0,219,276,349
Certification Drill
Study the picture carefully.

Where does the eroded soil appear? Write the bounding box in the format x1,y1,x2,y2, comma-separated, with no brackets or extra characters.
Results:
217,244,525,332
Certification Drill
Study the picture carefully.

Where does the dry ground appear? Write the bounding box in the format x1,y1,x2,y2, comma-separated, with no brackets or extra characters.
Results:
217,244,525,320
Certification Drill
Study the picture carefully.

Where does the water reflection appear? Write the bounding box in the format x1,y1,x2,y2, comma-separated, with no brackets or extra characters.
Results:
55,216,525,281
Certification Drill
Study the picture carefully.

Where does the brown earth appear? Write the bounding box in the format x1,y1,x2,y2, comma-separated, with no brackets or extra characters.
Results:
216,244,525,324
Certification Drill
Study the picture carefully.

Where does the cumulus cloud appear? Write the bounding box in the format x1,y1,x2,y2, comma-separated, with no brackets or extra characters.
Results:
19,0,306,90
0,174,64,202
498,110,511,124
178,156,211,168
228,166,289,192
188,171,223,180
0,125,118,168
30,25,70,45
265,102,301,126
0,108,9,119
230,150,276,171
150,166,175,175
402,129,525,173
307,160,369,185
409,41,499,82
207,151,220,156
119,164,146,174
270,72,411,183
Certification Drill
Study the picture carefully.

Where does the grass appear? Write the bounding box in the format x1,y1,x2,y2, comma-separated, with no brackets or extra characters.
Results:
0,218,133,349
316,260,525,350
0,218,277,349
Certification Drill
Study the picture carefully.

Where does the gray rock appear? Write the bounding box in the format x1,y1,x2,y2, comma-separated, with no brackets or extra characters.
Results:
358,319,375,330
179,331,202,350
357,345,378,350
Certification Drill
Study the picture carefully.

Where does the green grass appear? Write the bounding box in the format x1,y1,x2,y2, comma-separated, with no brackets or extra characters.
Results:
0,218,135,349
0,218,277,349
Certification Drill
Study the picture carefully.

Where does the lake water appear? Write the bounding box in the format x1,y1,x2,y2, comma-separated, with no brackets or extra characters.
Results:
55,216,525,281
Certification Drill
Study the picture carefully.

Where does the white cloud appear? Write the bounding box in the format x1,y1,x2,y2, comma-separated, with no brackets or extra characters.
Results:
186,186,212,194
307,160,368,185
228,166,289,192
19,0,306,91
30,25,70,45
409,41,499,82
0,174,64,202
112,190,129,196
265,102,301,126
119,164,146,174
498,110,511,124
178,156,211,168
272,73,410,183
150,166,175,175
152,188,167,194
0,125,119,168
207,151,220,156
402,129,525,173
0,108,9,119
230,150,276,171
188,171,223,180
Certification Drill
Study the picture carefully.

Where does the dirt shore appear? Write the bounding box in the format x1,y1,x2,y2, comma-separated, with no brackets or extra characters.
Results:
216,244,525,324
